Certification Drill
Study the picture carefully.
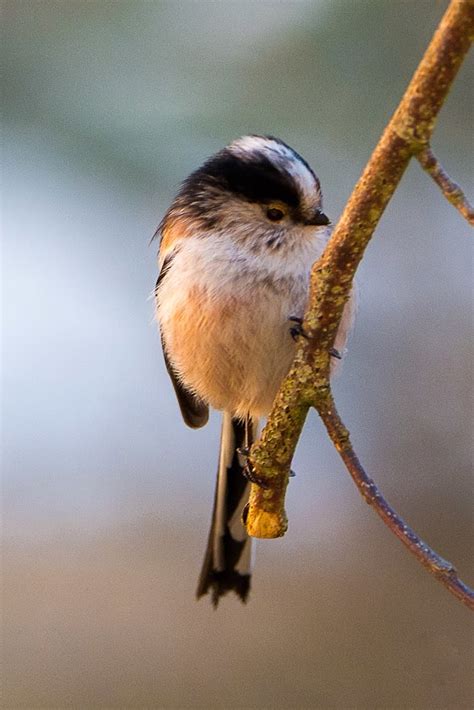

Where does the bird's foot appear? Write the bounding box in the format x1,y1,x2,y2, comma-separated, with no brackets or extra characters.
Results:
237,448,272,488
329,347,342,360
288,316,309,342
289,317,343,360
242,460,272,489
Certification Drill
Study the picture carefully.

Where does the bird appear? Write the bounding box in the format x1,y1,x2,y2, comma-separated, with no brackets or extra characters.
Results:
155,135,355,606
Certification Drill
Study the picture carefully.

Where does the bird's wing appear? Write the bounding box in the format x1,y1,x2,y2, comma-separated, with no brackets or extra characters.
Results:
156,252,209,429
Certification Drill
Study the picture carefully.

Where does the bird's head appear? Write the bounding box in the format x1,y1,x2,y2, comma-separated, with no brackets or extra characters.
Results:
160,135,329,257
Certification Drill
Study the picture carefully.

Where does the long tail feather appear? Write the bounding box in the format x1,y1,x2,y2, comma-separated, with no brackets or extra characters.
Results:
196,413,257,606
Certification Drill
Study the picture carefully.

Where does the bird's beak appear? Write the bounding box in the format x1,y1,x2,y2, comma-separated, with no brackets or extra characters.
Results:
305,209,330,226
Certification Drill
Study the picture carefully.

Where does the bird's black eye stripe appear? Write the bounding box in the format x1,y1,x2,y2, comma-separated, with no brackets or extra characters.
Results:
185,152,301,208
266,207,285,222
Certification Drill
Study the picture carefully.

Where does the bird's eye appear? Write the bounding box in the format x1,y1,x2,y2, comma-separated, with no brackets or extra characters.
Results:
266,207,285,222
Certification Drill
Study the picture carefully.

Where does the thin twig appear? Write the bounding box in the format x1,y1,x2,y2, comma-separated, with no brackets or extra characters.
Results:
317,391,474,611
417,146,474,225
245,0,474,608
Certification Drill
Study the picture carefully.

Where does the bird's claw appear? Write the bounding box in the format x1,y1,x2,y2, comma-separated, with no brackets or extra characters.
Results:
289,316,309,342
289,317,343,360
242,460,272,489
237,446,271,488
239,446,295,487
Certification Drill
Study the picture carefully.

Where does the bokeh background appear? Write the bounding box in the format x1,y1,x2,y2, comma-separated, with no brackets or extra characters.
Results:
2,1,473,707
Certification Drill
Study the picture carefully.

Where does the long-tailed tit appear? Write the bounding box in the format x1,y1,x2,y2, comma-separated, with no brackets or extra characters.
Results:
155,135,355,606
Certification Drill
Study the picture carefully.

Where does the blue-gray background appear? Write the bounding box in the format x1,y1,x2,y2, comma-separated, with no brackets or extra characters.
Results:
3,1,473,707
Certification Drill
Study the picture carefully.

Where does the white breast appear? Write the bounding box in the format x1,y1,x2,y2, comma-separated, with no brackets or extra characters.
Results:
157,230,329,419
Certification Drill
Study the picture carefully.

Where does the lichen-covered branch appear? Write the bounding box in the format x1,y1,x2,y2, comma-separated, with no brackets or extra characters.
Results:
417,146,474,225
245,0,474,608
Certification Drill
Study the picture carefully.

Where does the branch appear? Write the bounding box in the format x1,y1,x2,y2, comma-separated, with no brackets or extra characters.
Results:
417,146,474,225
245,0,474,608
318,392,474,611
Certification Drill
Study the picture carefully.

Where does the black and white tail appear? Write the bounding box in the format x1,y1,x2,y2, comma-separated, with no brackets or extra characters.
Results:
196,413,257,606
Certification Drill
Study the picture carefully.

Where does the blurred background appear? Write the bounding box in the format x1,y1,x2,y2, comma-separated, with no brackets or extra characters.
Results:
2,1,473,707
